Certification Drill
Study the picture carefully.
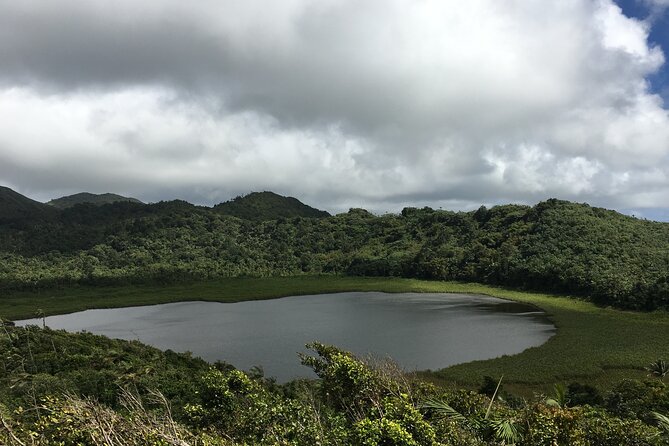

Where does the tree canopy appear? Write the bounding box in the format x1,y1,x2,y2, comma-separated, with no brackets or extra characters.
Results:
1,189,668,311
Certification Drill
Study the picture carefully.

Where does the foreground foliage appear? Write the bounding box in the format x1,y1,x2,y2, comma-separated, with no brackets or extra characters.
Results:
1,326,668,445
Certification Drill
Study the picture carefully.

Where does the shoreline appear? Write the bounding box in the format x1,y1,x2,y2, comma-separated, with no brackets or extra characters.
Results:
3,276,667,390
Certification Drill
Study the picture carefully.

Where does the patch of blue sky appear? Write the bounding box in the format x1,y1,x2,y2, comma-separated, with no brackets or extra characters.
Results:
615,0,669,104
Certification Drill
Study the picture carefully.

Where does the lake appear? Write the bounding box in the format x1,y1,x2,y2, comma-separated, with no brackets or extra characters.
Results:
16,292,555,382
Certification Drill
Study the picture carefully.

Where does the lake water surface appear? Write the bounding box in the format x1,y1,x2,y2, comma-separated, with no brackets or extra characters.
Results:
17,292,555,382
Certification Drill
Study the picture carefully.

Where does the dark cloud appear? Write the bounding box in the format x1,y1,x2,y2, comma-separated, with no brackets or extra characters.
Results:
0,0,668,218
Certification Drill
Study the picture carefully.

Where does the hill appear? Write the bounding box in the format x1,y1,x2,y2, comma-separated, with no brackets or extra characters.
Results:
213,191,330,220
48,192,143,209
1,191,668,311
0,186,57,225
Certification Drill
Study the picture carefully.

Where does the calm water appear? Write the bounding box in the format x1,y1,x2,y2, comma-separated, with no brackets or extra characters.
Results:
17,292,555,382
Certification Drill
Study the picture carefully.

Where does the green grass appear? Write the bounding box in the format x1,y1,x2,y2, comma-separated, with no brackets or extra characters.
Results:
1,276,425,320
2,276,667,391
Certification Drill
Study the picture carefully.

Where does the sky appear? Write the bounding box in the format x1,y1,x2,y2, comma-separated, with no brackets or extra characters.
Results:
1,0,669,219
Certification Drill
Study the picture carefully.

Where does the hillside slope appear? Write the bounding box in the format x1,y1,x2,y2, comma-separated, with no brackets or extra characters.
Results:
0,186,57,225
1,190,668,310
214,191,330,220
48,192,143,209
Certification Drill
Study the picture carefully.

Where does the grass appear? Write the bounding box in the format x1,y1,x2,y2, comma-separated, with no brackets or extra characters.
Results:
1,276,426,320
2,275,667,391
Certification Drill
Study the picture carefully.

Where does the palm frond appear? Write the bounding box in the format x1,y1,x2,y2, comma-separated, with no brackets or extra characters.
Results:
490,418,523,444
545,383,568,408
651,411,669,433
420,398,469,424
646,360,669,379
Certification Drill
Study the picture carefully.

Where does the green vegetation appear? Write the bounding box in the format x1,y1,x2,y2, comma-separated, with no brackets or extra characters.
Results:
47,192,143,209
0,186,57,225
426,283,669,391
2,327,668,445
1,187,668,311
2,187,669,443
2,276,668,393
0,275,454,320
213,191,331,220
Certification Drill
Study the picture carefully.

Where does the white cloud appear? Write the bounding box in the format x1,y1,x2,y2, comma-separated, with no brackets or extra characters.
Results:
0,0,667,215
643,0,669,8
596,1,658,58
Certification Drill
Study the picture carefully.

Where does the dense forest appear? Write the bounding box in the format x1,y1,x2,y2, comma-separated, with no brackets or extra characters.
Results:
3,189,669,444
1,187,669,311
2,324,669,445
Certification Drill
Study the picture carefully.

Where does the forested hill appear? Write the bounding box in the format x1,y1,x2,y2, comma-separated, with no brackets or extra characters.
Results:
1,186,668,311
48,192,143,209
214,191,331,220
0,186,57,225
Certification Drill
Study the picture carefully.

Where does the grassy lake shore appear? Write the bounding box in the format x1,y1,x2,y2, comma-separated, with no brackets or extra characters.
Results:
2,275,666,391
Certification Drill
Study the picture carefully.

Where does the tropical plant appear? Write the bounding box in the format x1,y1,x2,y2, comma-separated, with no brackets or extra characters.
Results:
545,383,568,408
651,411,669,440
646,359,669,380
421,377,524,444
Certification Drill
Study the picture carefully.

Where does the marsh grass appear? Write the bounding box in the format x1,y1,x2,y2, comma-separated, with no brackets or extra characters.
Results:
2,276,667,391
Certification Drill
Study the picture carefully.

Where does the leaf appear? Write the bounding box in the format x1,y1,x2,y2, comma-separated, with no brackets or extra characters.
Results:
490,418,523,444
420,398,469,424
651,411,669,433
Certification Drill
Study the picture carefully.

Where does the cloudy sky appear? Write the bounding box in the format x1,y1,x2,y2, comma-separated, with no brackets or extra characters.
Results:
1,0,669,218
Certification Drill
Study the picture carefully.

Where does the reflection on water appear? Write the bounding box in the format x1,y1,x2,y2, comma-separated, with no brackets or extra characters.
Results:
16,292,555,382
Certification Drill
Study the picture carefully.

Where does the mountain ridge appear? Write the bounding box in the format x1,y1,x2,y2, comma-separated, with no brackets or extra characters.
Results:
0,186,57,225
0,186,331,223
48,192,143,209
1,185,668,310
213,191,331,220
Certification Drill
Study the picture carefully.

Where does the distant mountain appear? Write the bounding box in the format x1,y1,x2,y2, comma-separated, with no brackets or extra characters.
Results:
213,191,330,220
0,186,57,225
48,192,143,209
